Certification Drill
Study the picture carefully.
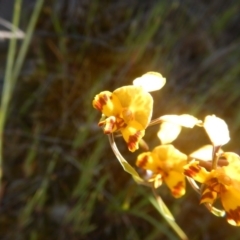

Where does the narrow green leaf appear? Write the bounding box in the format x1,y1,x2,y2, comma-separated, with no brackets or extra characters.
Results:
149,188,189,240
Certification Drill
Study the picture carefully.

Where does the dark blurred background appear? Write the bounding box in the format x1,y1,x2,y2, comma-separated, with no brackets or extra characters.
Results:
1,0,240,239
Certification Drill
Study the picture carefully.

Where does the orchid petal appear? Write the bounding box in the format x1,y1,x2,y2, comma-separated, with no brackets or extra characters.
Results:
160,114,201,128
153,145,187,166
184,161,209,183
92,91,122,116
132,72,166,92
200,187,217,205
121,120,145,152
221,186,240,226
157,122,181,144
136,152,159,172
114,86,153,128
189,145,216,161
164,171,186,198
203,115,230,146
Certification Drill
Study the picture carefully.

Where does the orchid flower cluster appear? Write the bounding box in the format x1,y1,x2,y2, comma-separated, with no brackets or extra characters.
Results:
92,72,240,238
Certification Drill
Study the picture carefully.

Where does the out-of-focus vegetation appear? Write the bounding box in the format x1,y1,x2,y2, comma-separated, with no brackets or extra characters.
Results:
1,0,240,239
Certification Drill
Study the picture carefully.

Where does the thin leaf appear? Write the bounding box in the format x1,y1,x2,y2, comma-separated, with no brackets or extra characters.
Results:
149,188,188,240
0,0,23,182
128,209,177,240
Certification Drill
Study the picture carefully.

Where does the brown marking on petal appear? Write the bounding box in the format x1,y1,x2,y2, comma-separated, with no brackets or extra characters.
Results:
208,178,221,193
128,142,137,152
226,206,240,226
93,101,102,111
99,115,127,134
209,177,218,186
172,181,184,198
93,94,109,111
99,116,117,134
103,122,115,134
200,190,215,203
156,166,167,178
129,131,142,143
184,165,201,177
137,155,149,168
128,131,142,151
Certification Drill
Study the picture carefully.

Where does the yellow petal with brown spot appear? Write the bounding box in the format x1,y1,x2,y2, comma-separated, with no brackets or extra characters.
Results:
121,120,145,152
164,171,186,198
92,91,122,116
221,185,240,226
200,187,217,204
98,116,118,134
99,115,126,134
184,161,209,183
136,152,160,172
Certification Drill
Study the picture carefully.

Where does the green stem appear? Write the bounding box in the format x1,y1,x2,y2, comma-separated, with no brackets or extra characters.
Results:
12,0,44,87
108,133,148,186
0,0,22,190
151,186,188,240
0,0,44,193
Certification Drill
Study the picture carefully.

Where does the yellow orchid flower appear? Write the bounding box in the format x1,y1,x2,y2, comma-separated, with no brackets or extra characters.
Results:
136,144,188,198
184,152,240,226
93,86,153,152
